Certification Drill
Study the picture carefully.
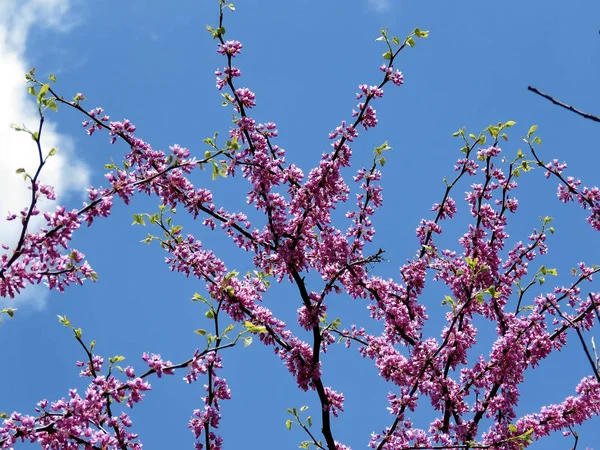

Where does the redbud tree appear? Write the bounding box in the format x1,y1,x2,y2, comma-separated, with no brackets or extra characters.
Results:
1,2,600,449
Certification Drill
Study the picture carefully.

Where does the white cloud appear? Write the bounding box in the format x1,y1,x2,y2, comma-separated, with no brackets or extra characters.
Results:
0,0,89,306
368,0,391,12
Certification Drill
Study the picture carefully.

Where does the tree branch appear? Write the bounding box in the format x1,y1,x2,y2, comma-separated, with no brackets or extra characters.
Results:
528,86,600,123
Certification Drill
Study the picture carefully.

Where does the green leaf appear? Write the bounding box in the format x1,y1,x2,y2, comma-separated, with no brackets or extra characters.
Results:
141,233,155,244
223,270,239,281
485,286,498,298
244,320,268,333
392,36,400,45
374,141,391,154
405,36,416,47
244,336,253,347
285,419,292,431
442,295,454,307
1,308,17,318
57,315,71,327
131,214,146,226
307,416,312,427
527,125,538,138
15,168,25,174
414,27,429,38
533,136,542,145
487,125,499,138
191,292,206,302
505,121,516,128
38,83,50,99
508,424,518,433
194,329,207,336
475,292,485,304
205,310,215,319
49,74,57,82
300,405,309,412
382,51,392,60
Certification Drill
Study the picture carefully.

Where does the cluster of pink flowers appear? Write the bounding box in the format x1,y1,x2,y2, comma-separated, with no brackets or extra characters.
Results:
1,2,600,450
0,353,151,449
535,155,600,231
187,353,231,450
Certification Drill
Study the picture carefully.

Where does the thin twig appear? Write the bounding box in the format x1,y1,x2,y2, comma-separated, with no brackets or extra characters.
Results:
528,86,600,123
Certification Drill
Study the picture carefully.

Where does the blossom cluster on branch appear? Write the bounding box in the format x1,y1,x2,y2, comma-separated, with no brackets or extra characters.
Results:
1,1,599,449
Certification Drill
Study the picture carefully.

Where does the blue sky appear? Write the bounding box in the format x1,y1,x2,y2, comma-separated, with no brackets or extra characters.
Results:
1,0,600,449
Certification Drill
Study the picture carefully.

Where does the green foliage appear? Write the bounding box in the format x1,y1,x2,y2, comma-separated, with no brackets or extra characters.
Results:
0,307,17,323
109,355,125,364
244,321,267,333
286,406,318,448
206,25,226,39
373,141,392,167
376,26,428,62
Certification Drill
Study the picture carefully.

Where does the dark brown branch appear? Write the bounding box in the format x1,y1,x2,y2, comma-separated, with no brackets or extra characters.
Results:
528,86,600,123
545,296,600,382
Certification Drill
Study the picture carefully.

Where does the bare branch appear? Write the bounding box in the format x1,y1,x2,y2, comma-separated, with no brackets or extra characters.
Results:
528,86,600,123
